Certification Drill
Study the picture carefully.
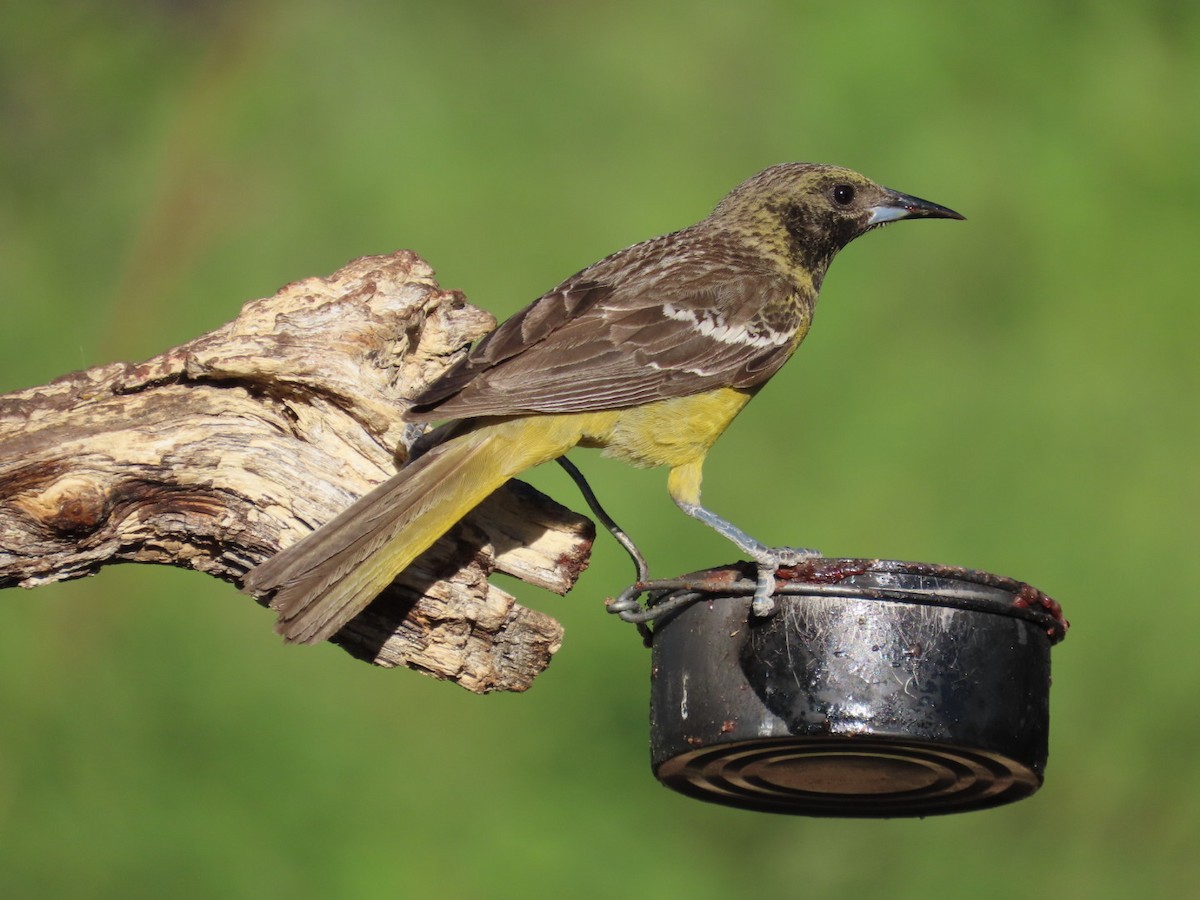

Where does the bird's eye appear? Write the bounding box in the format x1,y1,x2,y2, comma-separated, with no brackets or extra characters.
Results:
832,183,856,205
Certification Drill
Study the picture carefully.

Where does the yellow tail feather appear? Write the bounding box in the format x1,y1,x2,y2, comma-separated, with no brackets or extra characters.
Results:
245,417,579,644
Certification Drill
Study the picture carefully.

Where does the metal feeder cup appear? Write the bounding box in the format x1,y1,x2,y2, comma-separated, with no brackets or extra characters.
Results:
623,558,1067,817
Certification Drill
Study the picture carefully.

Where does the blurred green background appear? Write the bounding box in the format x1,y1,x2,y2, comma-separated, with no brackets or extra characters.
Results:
1,1,1197,897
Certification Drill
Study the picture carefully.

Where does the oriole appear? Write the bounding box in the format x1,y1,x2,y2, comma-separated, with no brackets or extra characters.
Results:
244,163,963,644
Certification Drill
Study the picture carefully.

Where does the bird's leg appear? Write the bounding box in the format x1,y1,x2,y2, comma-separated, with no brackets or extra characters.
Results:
674,501,819,615
557,456,650,583
668,461,818,616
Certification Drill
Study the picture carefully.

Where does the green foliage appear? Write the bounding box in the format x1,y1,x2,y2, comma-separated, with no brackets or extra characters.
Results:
1,1,1197,896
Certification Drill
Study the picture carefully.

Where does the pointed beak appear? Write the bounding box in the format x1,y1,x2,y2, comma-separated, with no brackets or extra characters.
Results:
867,189,965,226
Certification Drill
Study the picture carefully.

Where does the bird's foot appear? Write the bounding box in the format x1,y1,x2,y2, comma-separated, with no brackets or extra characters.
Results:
749,545,821,616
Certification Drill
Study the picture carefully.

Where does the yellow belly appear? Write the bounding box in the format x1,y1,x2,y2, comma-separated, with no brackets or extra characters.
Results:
580,387,756,469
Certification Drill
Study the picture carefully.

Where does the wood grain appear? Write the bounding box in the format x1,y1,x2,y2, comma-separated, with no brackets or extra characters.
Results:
0,251,594,692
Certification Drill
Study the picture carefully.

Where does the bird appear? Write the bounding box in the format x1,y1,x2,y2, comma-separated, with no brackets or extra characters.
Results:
243,163,963,644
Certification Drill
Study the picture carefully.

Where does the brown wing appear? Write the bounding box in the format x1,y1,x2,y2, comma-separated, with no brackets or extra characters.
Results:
408,232,810,420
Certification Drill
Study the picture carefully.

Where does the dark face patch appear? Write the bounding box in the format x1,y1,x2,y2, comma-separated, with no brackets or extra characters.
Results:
780,201,864,272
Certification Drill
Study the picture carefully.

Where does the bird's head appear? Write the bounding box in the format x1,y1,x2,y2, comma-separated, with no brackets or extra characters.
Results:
710,162,964,280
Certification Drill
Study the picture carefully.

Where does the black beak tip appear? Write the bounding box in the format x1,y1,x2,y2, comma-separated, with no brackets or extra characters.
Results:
910,197,966,221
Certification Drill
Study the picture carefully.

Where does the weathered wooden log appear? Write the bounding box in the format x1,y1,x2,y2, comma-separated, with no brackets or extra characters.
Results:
0,251,595,692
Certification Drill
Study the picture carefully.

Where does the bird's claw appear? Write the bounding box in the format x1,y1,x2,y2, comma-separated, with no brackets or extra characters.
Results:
750,546,822,617
771,546,822,567
751,566,778,616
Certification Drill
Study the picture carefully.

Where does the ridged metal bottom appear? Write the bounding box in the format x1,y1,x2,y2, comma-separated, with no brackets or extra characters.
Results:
656,736,1041,817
